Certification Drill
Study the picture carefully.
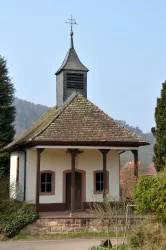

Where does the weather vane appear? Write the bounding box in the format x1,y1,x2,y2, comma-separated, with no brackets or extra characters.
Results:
65,14,78,32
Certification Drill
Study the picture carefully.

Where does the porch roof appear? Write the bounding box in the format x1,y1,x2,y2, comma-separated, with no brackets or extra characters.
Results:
4,93,149,151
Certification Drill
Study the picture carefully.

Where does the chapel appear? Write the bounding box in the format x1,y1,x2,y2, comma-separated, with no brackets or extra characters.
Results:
5,24,149,213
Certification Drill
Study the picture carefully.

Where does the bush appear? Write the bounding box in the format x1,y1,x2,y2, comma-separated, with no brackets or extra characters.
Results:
0,200,38,238
0,178,24,201
0,177,9,200
134,170,166,222
128,217,166,250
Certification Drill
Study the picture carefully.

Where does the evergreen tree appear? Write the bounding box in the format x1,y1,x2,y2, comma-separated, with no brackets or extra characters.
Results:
151,82,166,171
0,56,15,178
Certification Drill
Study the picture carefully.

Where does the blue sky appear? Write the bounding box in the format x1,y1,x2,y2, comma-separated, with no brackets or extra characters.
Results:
0,0,166,132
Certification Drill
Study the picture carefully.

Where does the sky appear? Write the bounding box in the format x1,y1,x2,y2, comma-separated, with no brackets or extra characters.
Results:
0,0,166,133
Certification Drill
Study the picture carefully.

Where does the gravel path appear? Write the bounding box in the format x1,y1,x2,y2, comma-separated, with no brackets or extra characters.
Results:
0,238,118,250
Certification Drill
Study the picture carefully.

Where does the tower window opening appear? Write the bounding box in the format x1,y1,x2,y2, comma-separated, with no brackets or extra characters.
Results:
66,73,84,89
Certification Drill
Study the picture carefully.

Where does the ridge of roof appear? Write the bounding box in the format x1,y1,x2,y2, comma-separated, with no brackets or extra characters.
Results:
55,48,88,75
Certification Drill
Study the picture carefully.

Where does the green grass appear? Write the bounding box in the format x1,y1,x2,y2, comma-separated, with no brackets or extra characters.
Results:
11,231,123,241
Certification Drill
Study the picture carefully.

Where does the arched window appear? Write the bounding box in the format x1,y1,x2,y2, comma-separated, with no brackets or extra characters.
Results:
40,170,55,195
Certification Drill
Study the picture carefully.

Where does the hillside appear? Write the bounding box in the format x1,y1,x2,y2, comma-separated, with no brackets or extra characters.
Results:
14,98,49,138
14,98,154,166
116,120,155,166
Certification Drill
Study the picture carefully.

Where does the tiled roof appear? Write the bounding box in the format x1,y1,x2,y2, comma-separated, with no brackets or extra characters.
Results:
55,48,88,75
5,93,149,150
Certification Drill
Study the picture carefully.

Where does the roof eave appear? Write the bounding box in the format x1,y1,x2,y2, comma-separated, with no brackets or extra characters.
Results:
5,140,150,152
55,68,89,76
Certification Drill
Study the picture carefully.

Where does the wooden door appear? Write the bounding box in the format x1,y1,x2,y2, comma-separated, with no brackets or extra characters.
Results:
66,172,82,210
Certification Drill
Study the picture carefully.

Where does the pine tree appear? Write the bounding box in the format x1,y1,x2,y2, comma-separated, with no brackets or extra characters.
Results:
151,82,166,171
0,56,15,178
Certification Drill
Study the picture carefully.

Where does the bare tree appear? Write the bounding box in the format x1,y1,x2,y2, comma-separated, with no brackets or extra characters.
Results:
88,195,130,250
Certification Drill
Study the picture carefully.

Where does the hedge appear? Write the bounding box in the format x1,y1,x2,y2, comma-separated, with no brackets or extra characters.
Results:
134,170,166,222
0,200,38,238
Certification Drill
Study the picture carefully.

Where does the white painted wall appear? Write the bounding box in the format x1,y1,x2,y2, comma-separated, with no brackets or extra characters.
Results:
10,151,18,198
26,149,71,203
10,151,25,199
19,151,25,197
26,148,120,204
77,149,120,201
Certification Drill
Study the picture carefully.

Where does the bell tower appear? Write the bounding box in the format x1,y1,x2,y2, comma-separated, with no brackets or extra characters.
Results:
55,15,89,108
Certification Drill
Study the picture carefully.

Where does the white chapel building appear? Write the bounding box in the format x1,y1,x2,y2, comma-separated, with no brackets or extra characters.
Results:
5,29,148,213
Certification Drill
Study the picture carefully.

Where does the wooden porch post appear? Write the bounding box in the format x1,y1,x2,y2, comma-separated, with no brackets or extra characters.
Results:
100,149,110,198
35,148,44,213
68,149,78,213
132,150,138,179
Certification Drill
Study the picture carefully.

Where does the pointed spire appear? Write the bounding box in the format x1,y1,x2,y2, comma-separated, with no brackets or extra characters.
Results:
66,15,77,49
55,15,89,75
70,27,74,49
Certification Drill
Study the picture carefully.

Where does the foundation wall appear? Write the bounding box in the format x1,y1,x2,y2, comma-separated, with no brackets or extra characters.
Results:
20,216,144,234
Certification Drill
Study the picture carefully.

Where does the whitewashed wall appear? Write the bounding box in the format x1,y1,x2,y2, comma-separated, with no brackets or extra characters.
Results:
10,151,18,198
10,151,25,199
77,149,120,201
26,149,70,203
19,151,25,196
26,148,120,203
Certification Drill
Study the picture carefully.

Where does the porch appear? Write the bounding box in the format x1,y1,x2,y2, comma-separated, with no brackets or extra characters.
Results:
25,146,139,213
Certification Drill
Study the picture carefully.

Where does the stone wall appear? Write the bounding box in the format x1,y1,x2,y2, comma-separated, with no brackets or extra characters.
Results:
20,216,144,234
21,218,101,234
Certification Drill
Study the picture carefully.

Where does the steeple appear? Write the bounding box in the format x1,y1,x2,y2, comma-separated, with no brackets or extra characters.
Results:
55,15,89,108
70,28,74,49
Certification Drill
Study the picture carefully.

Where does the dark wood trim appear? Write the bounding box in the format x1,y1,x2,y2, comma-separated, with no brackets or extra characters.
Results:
40,170,55,196
71,150,75,212
99,149,109,198
63,169,86,209
16,156,19,183
93,170,109,194
25,141,149,146
132,150,138,178
119,152,120,198
39,203,66,212
39,148,45,154
23,150,27,201
35,148,44,213
7,140,149,152
68,149,78,212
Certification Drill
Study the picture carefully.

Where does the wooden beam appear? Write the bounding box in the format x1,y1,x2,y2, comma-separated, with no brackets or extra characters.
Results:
35,148,44,213
16,156,19,183
132,150,138,179
68,149,78,212
100,149,110,198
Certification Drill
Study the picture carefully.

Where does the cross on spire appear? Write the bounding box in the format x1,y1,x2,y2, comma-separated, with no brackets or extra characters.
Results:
65,14,78,32
65,15,78,49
